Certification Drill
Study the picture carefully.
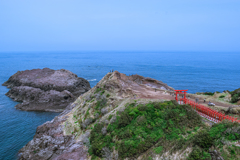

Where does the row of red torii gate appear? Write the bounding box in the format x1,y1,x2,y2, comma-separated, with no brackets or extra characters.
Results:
175,90,240,123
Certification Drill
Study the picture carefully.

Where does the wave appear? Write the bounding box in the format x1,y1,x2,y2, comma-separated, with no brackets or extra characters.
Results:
88,79,97,82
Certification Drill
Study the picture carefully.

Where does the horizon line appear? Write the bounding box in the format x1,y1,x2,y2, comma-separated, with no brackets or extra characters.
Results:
1,50,240,54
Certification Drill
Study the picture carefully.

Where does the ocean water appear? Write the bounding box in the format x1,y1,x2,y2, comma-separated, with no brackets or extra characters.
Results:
0,51,239,159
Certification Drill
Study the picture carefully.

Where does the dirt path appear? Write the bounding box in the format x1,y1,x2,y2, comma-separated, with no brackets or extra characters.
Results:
112,71,235,110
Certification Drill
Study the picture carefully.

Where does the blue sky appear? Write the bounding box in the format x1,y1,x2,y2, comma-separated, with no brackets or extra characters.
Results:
0,0,240,52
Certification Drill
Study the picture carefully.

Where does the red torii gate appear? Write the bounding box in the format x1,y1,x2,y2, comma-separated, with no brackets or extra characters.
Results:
174,89,188,102
174,89,240,123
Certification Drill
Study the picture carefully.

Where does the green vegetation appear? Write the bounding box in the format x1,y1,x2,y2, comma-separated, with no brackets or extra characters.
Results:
188,146,211,160
154,146,163,154
108,114,113,120
230,88,240,103
100,90,105,95
87,99,240,160
219,95,225,98
95,87,102,94
209,121,240,142
231,94,240,103
196,92,216,96
89,101,203,159
148,156,153,160
95,99,107,111
187,121,240,160
204,92,214,96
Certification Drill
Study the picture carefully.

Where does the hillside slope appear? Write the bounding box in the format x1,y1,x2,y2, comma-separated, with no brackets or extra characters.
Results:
18,71,240,160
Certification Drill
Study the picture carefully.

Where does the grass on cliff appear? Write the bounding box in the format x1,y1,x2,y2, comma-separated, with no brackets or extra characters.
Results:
230,88,240,103
187,119,240,160
88,100,240,159
89,100,204,159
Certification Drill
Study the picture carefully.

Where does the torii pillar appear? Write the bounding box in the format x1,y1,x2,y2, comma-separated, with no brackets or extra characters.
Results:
174,90,188,103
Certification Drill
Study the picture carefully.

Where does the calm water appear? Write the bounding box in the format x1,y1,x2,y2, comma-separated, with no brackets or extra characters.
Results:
0,51,240,159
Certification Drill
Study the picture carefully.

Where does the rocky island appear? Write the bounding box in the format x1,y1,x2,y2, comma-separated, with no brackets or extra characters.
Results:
2,68,91,112
17,71,240,160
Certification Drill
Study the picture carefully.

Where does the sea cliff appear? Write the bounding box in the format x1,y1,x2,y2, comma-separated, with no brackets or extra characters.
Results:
18,71,240,160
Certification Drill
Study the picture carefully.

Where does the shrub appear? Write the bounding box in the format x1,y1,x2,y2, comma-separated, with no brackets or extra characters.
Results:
204,92,214,96
90,123,110,157
89,101,203,159
219,95,225,98
230,88,240,103
193,130,213,149
108,114,113,120
209,121,240,141
118,112,132,128
137,104,148,111
231,88,240,96
171,100,179,106
231,94,239,103
154,146,163,154
100,90,105,95
95,87,102,93
188,146,211,160
95,96,107,111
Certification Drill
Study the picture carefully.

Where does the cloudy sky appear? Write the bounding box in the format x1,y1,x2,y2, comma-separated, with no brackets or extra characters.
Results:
0,0,240,52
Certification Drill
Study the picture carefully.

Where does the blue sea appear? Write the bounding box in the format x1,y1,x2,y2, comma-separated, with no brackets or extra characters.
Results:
0,51,239,160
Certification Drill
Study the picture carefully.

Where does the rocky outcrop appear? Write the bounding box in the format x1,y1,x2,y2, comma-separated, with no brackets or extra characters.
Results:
18,103,88,160
18,71,175,160
2,68,91,112
19,102,88,159
17,71,240,160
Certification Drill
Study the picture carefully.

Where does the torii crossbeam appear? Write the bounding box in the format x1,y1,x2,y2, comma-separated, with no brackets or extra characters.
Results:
174,89,188,102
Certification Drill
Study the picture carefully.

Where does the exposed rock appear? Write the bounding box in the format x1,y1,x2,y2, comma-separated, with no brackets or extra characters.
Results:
231,108,239,114
81,118,93,129
237,100,240,106
225,106,239,114
101,127,107,135
2,68,91,112
209,150,224,160
101,147,112,160
110,116,117,124
18,102,88,160
101,107,108,115
17,71,176,160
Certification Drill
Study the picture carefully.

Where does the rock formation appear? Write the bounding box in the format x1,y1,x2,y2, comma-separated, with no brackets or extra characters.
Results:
18,71,175,159
18,71,239,160
2,68,91,112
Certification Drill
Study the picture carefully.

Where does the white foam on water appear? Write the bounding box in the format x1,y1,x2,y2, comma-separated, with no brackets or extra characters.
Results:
88,79,97,81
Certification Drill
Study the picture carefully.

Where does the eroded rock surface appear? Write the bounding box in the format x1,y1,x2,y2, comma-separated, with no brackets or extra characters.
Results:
18,103,88,160
17,71,240,160
18,71,175,160
2,68,91,112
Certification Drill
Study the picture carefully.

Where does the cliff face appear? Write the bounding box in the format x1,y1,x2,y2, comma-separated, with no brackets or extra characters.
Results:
2,68,91,112
18,71,176,159
18,71,239,160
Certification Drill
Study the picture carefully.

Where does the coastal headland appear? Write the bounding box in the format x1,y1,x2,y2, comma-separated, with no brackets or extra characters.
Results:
17,71,240,160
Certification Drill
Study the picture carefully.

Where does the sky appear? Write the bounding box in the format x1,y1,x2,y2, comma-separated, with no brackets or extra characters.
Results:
0,0,240,52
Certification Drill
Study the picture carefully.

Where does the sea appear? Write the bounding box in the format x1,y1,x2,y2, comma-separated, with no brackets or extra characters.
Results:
0,51,239,160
